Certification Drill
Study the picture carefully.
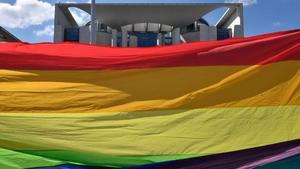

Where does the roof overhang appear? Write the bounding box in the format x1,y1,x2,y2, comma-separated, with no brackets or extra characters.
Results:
56,3,242,29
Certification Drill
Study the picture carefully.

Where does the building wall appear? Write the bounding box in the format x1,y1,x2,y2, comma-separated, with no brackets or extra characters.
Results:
222,12,243,38
183,32,200,42
96,32,111,46
217,5,244,38
182,26,217,42
54,5,77,42
54,3,244,46
79,26,90,44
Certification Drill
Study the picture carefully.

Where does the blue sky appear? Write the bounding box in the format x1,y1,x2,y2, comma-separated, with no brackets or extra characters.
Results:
0,0,299,43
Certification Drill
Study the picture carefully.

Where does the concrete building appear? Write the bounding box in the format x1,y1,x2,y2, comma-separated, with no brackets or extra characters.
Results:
0,26,20,42
54,3,244,47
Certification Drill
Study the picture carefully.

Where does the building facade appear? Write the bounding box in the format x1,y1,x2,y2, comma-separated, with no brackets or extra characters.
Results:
54,3,244,47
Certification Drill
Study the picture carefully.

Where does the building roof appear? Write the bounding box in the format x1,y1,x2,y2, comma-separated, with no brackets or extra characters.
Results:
56,3,242,29
0,26,21,42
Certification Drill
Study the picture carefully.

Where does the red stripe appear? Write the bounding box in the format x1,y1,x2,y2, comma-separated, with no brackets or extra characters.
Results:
0,30,299,70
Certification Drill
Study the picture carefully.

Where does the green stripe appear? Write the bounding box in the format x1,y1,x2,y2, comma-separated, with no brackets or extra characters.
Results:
1,105,300,168
1,149,205,169
0,148,64,169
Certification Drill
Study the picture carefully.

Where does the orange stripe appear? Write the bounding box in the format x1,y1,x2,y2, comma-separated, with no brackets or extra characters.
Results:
0,61,299,113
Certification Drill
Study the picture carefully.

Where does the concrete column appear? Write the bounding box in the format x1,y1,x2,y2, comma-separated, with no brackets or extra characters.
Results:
172,28,180,45
199,25,209,41
129,35,138,47
157,33,163,46
234,25,243,38
79,26,90,44
111,29,118,47
208,26,217,41
237,4,245,37
121,29,128,47
90,0,97,44
194,21,198,31
96,32,111,46
54,25,64,42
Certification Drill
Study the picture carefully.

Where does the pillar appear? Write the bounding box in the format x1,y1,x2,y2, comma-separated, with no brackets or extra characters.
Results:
111,29,117,47
208,26,217,41
90,0,97,44
172,28,180,44
157,33,163,46
199,25,209,41
122,29,128,47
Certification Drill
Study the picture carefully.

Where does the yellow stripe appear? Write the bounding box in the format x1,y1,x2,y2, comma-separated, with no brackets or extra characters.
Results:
0,105,299,156
0,61,299,113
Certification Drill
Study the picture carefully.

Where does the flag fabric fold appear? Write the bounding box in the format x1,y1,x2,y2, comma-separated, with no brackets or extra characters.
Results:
0,30,299,169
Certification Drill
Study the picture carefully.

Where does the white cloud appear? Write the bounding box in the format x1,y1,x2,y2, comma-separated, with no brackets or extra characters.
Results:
225,0,257,6
272,22,281,27
34,25,54,37
0,0,54,29
0,0,91,29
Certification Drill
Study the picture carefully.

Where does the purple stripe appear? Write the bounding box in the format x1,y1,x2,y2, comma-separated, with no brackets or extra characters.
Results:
238,146,300,169
130,139,300,169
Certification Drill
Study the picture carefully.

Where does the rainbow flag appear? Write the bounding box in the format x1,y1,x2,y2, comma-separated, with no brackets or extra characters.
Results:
0,30,300,169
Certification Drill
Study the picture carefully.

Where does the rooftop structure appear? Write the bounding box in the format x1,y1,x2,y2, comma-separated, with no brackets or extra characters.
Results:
0,26,21,42
54,3,244,47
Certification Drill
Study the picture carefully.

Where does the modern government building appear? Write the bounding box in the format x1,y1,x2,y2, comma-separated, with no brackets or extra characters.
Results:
54,3,244,47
